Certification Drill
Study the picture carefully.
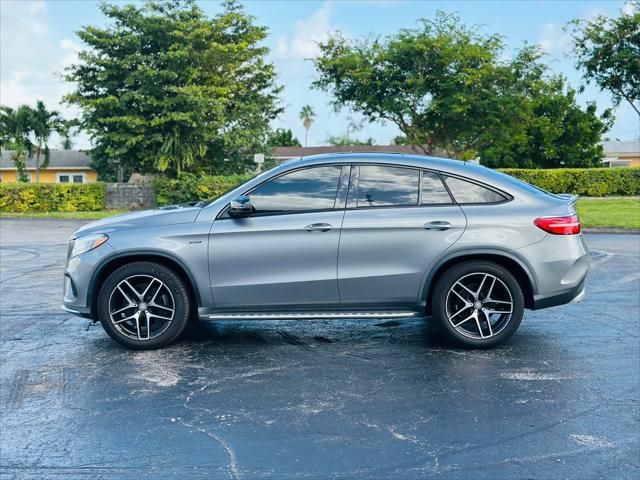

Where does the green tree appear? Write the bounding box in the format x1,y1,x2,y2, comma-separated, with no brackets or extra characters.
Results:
326,135,374,146
0,105,34,182
391,135,408,145
58,119,80,150
267,128,301,147
299,105,316,147
313,12,610,167
326,116,374,146
65,0,282,179
569,2,640,116
31,100,62,182
480,79,613,168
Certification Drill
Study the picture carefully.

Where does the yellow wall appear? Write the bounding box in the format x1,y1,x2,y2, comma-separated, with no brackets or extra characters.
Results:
0,169,98,183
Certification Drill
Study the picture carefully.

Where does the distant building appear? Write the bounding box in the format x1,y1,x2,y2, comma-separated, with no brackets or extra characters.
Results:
601,141,640,168
0,150,98,183
270,145,448,163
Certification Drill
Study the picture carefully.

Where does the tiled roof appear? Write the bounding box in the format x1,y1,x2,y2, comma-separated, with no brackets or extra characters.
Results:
0,150,92,169
602,141,640,155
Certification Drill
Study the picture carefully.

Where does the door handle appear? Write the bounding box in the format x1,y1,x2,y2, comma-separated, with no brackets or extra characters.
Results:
304,223,332,232
423,221,451,231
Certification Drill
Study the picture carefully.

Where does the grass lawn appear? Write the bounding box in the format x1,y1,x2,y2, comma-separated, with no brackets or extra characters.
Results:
576,197,640,230
0,210,128,220
1,198,639,230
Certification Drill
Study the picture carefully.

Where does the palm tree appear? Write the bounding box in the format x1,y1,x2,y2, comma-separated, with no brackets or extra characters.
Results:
57,119,80,150
31,101,62,183
0,105,34,182
299,105,316,147
157,125,203,175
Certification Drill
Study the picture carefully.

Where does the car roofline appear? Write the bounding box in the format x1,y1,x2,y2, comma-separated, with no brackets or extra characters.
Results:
288,152,486,177
291,152,465,168
280,152,540,200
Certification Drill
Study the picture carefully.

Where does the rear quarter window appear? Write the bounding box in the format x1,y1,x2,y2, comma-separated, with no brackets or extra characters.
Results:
444,176,507,204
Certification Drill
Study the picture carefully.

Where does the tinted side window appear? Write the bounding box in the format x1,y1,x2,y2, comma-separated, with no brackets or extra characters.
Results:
357,165,419,207
444,176,506,204
422,171,452,204
250,166,342,214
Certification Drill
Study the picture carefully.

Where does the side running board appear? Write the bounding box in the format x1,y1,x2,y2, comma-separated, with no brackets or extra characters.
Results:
203,311,421,320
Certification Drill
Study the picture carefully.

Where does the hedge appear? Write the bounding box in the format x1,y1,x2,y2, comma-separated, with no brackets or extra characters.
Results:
497,168,640,196
154,173,253,206
1,167,637,213
0,182,106,212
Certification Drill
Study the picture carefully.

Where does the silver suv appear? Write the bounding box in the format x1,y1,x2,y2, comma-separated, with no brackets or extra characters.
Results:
62,154,588,349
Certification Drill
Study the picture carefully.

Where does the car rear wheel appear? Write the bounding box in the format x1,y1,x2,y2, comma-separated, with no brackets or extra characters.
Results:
432,261,524,348
97,261,191,349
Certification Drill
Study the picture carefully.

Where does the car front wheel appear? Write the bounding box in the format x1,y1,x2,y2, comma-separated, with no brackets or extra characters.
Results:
97,261,191,349
432,261,524,348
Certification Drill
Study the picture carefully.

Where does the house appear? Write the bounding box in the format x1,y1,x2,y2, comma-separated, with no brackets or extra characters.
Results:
270,145,448,163
0,150,98,183
601,140,640,168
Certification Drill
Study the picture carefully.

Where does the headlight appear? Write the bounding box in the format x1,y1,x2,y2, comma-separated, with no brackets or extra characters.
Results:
70,234,109,258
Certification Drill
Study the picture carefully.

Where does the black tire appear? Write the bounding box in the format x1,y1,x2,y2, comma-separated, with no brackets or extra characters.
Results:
97,261,191,350
432,260,524,349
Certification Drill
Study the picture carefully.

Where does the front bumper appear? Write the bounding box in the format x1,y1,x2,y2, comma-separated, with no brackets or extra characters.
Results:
62,241,115,319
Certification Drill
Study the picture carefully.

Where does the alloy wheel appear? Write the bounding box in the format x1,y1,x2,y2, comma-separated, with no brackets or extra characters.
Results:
108,274,175,341
445,272,513,340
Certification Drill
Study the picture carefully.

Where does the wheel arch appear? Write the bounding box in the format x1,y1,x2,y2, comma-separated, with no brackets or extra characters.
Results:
422,249,537,314
88,250,201,319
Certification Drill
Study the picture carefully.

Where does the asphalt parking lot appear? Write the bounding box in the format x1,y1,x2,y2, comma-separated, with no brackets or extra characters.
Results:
0,218,638,479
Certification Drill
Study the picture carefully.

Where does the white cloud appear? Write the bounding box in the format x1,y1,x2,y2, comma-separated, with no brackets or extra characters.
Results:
29,0,47,15
275,2,335,60
0,1,89,148
538,22,570,54
59,38,82,72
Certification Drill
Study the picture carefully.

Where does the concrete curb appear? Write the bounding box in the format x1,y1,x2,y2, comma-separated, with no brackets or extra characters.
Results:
583,228,640,235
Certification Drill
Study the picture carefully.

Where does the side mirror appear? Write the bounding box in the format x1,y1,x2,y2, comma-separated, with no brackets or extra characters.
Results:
228,195,253,218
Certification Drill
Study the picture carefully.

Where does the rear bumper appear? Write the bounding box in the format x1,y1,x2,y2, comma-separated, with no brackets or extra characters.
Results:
532,277,586,310
519,233,589,310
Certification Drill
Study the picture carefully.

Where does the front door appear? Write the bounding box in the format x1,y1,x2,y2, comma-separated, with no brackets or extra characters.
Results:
209,165,348,308
338,165,467,305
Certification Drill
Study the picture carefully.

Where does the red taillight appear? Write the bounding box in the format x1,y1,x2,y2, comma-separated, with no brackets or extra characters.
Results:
534,215,581,235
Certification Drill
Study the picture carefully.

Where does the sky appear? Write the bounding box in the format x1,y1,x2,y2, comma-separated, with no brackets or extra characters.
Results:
1,0,638,150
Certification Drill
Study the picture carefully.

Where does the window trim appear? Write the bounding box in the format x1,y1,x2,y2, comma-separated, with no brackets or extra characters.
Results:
57,172,86,184
352,164,421,209
441,173,512,206
219,164,348,219
348,164,456,211
218,161,513,220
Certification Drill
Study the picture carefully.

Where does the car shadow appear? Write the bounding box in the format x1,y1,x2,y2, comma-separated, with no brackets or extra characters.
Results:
176,316,464,351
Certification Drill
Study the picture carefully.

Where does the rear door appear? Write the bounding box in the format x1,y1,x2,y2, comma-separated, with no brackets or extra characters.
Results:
338,165,467,305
